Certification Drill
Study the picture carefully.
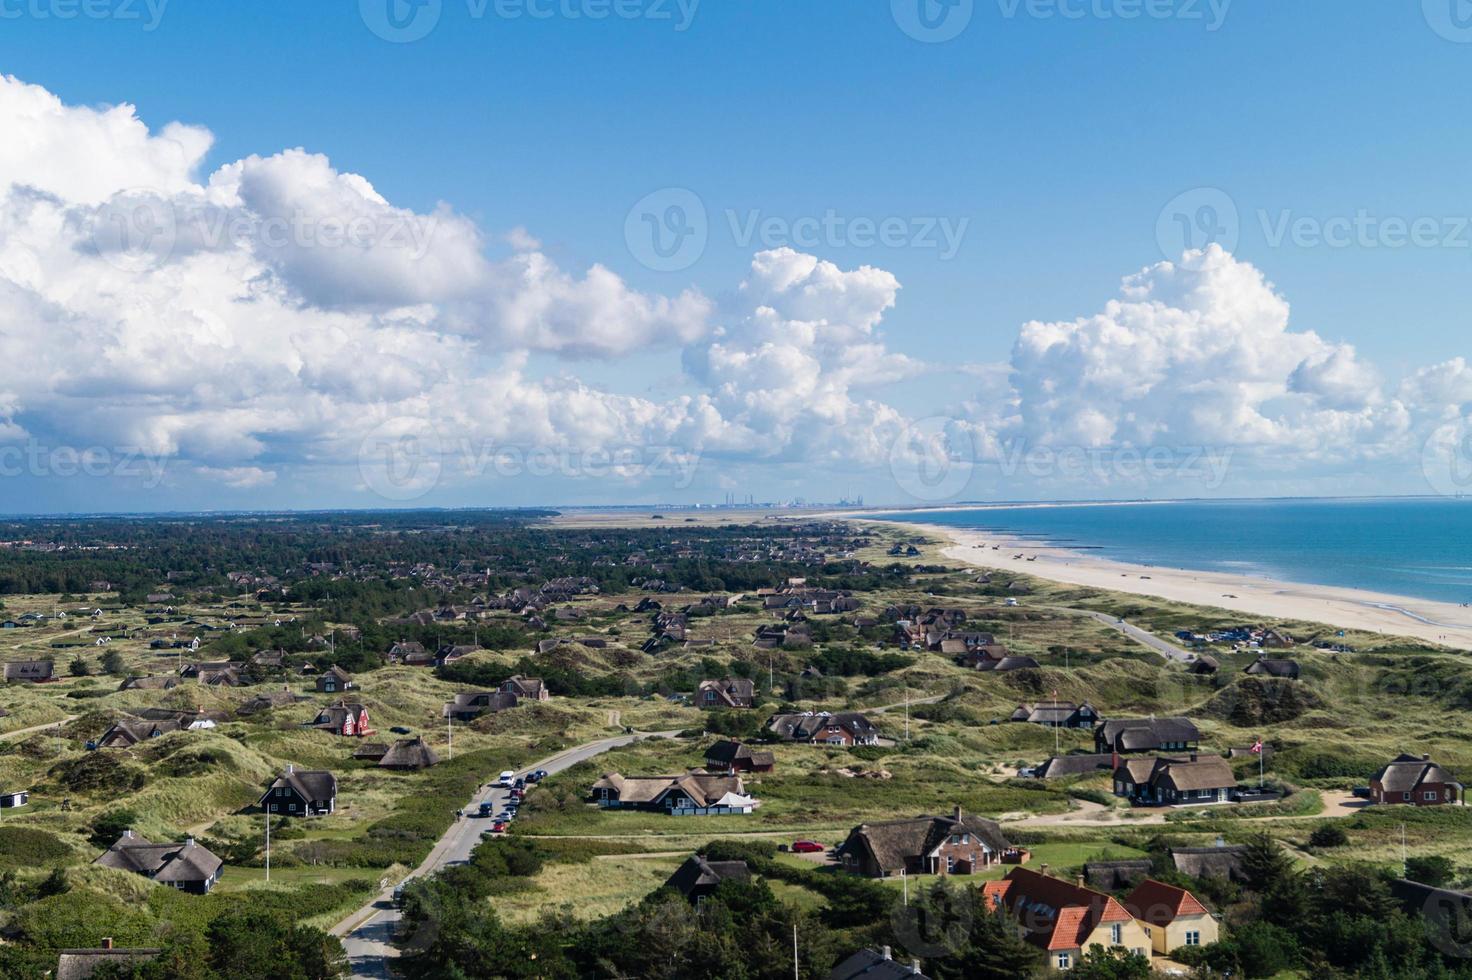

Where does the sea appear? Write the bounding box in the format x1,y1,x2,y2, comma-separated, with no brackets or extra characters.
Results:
871,497,1472,607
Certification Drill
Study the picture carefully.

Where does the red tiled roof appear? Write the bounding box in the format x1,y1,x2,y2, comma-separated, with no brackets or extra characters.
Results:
1123,879,1209,926
987,867,1133,951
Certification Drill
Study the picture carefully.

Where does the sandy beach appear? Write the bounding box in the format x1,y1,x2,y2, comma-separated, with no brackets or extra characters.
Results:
867,517,1472,651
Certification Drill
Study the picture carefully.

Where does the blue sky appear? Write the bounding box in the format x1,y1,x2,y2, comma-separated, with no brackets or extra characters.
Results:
0,1,1470,510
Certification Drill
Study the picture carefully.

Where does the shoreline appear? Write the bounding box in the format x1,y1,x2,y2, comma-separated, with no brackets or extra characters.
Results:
861,518,1472,650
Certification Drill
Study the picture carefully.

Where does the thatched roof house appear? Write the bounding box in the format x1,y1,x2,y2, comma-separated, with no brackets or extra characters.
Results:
378,736,439,770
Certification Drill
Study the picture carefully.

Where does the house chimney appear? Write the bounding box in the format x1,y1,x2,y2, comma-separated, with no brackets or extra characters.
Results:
122,828,134,839
880,946,892,961
286,763,294,774
184,836,195,847
1424,754,1432,762
1077,874,1086,888
910,959,922,975
102,938,114,950
953,805,963,821
1215,835,1225,848
1040,863,1050,877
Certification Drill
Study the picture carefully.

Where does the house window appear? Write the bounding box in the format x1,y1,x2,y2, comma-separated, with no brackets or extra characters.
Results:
1425,791,1438,801
1110,924,1121,944
946,856,955,872
1185,931,1201,946
1056,952,1071,969
1404,792,1412,801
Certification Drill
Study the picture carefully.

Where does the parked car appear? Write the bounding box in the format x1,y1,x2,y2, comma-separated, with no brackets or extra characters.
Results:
1352,786,1372,799
510,788,525,800
528,769,548,782
513,777,526,790
496,770,516,787
490,820,508,833
791,840,825,854
478,802,494,817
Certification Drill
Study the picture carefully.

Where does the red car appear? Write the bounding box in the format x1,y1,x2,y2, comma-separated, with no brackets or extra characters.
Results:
791,840,825,854
490,821,508,833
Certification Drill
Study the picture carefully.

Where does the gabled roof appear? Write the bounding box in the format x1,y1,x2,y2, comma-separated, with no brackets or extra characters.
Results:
983,867,1134,951
593,771,748,807
838,811,1010,873
1244,657,1300,678
704,740,775,768
664,855,750,899
1169,844,1247,880
262,768,337,806
1117,754,1235,792
828,949,933,980
767,711,878,741
1123,879,1210,926
94,833,222,884
1373,753,1460,793
1096,716,1199,750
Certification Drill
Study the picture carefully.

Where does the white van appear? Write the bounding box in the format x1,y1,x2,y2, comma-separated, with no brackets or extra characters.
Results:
496,770,516,787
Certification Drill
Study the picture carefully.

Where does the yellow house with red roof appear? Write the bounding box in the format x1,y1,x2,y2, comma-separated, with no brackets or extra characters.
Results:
983,867,1152,971
1123,879,1219,954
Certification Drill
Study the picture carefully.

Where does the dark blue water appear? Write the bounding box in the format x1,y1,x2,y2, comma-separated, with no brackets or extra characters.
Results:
873,498,1472,606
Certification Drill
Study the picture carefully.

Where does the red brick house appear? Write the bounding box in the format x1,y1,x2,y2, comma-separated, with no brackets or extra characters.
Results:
1371,753,1463,806
305,700,374,737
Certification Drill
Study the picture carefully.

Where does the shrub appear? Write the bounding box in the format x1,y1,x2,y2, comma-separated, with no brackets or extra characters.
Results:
1308,824,1348,849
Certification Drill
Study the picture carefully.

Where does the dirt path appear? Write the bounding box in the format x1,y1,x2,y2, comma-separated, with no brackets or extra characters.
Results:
0,716,76,742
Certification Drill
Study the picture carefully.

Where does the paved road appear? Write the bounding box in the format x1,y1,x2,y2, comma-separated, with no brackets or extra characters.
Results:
1072,609,1195,663
333,729,680,979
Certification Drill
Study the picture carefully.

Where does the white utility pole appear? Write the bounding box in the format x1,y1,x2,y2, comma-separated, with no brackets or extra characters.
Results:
265,811,271,882
792,922,799,980
447,715,453,760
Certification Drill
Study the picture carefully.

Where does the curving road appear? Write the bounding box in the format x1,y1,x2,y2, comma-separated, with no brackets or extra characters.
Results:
331,729,680,979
